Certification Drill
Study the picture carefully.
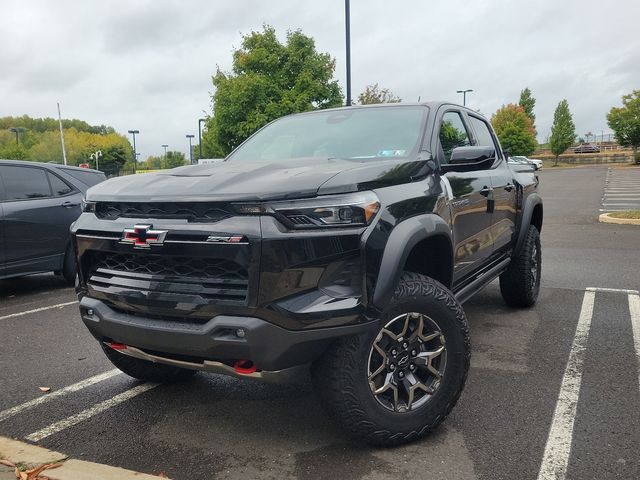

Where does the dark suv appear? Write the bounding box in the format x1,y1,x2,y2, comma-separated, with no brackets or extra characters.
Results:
0,160,105,283
72,103,542,445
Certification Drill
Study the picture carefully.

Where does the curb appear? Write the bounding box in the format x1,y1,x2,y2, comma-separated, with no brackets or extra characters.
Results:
0,437,167,480
599,213,640,225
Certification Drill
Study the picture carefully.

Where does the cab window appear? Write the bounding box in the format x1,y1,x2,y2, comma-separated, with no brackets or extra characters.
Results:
439,112,470,163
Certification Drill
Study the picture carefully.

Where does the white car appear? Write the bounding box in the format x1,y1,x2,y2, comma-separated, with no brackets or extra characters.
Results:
527,158,543,170
511,155,542,170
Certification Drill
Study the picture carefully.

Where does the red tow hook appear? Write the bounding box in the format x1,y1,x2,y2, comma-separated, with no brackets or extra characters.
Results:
109,342,127,351
233,360,257,375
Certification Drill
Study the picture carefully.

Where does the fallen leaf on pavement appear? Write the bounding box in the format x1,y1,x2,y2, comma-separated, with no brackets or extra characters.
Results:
38,387,51,393
0,459,16,467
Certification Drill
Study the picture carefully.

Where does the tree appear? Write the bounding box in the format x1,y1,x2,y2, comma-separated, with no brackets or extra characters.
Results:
357,84,401,105
205,26,343,155
491,104,537,156
518,87,536,134
163,151,187,169
607,90,640,164
549,100,576,166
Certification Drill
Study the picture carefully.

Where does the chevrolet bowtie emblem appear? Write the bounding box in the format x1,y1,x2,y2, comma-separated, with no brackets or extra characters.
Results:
120,224,168,249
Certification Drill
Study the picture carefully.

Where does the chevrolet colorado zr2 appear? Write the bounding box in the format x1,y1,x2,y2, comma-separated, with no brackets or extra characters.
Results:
72,103,543,446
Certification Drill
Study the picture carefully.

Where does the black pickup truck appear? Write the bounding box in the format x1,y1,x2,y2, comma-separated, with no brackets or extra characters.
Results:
72,102,542,446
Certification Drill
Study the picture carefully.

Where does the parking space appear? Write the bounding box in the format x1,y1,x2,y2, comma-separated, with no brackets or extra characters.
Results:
1,166,640,479
602,167,640,212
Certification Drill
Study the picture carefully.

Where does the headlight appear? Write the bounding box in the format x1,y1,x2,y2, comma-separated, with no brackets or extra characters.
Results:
81,199,96,213
234,192,380,228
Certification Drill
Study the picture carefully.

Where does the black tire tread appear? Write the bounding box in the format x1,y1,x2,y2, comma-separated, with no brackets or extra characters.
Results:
312,272,470,447
500,225,541,308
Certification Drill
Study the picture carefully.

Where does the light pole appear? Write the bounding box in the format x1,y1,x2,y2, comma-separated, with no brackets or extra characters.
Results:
8,127,25,145
162,144,169,164
186,134,195,164
456,89,473,106
128,129,139,173
345,0,352,106
198,119,205,160
90,150,102,171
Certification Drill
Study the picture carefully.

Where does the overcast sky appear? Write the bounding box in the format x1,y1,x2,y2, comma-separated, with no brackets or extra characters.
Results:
2,0,638,160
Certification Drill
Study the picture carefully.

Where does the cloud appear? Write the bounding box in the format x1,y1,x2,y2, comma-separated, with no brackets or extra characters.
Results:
1,0,638,158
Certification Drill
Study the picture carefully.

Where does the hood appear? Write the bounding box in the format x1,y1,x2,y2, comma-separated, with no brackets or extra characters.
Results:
86,157,430,202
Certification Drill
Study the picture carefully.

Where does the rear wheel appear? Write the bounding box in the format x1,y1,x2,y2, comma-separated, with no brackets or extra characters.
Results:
500,225,541,307
312,272,470,446
101,344,197,383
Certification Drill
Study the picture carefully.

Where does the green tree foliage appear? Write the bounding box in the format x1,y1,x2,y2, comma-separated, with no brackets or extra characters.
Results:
491,104,537,156
0,116,132,169
549,100,576,165
518,87,536,134
357,84,401,105
607,90,640,164
203,26,343,156
164,151,187,169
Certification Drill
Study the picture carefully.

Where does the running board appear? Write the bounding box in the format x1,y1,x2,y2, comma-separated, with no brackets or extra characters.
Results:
454,257,511,304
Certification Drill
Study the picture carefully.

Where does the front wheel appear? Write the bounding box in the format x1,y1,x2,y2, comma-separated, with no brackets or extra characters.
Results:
312,273,470,446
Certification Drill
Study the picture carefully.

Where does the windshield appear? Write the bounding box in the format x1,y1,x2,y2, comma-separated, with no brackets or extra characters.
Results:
228,106,428,162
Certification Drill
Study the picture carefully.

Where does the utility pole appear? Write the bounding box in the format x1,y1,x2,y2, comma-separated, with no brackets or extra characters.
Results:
8,127,22,145
186,134,195,164
345,0,352,106
456,89,473,106
128,130,139,173
198,119,205,160
57,102,68,165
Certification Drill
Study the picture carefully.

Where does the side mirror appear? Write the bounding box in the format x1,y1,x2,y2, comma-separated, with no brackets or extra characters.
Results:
441,146,495,173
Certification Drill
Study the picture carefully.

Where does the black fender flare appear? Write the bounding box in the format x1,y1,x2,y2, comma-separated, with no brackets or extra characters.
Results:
371,214,453,310
514,193,543,255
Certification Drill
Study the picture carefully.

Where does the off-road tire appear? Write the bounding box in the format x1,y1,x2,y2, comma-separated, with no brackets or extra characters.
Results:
500,225,541,308
101,344,197,383
62,243,77,286
311,272,471,447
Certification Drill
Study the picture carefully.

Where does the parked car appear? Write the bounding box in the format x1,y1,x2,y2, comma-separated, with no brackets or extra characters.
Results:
510,155,542,170
0,160,106,283
527,157,543,170
508,155,535,170
574,143,600,154
72,103,542,446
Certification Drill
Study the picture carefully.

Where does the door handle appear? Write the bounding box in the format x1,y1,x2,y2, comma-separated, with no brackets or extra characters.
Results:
61,201,80,208
480,186,493,197
504,183,515,192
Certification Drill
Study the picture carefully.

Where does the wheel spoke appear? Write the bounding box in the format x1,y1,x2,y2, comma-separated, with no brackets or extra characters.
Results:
420,330,443,343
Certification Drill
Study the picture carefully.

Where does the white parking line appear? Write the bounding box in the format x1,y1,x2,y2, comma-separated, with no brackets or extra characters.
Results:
25,383,158,442
537,290,595,480
629,293,640,391
0,370,121,422
0,301,78,321
586,286,640,294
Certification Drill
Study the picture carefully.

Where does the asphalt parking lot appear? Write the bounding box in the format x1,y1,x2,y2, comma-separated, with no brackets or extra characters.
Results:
1,165,639,480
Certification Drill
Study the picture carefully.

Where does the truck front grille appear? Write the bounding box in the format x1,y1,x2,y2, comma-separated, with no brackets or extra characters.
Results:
83,251,249,308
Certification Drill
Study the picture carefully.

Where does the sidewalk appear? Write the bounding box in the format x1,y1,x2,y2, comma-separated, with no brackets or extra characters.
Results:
0,437,167,480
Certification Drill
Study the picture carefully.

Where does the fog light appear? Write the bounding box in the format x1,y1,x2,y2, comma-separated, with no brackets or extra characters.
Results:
235,328,246,338
87,309,94,316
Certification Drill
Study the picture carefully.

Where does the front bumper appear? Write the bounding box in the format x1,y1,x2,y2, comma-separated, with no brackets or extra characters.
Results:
80,296,377,374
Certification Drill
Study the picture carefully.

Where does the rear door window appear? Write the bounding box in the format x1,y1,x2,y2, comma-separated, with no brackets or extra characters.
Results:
60,168,106,187
47,172,74,196
0,165,52,200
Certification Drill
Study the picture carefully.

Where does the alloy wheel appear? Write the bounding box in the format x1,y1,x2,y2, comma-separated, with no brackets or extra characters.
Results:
367,312,446,413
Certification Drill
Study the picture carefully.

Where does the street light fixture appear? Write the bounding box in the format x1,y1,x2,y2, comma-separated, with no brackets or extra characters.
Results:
198,119,205,160
456,89,473,106
90,150,102,171
8,127,25,145
128,130,139,173
161,144,169,163
186,134,195,164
